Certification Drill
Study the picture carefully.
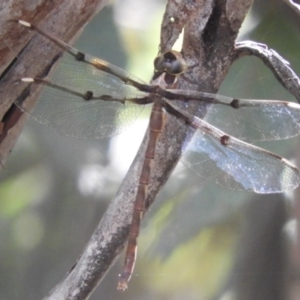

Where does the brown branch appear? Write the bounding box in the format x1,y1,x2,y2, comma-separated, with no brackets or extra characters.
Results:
283,0,300,15
39,0,254,299
0,0,109,167
235,41,300,102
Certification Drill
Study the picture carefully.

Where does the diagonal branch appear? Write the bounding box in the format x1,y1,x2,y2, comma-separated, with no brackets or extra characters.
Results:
0,0,109,167
41,0,254,299
235,41,300,102
283,0,300,15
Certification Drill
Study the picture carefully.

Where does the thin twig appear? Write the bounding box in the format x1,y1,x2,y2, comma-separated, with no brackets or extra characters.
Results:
235,41,300,102
283,0,300,15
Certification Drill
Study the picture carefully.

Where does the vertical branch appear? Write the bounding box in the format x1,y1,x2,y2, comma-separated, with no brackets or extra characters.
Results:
40,0,253,299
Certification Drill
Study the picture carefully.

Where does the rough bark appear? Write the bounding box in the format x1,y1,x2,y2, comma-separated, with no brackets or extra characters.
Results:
4,0,300,299
38,1,253,299
0,0,109,166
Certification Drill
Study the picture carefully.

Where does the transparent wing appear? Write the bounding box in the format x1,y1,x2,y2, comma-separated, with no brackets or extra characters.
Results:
204,99,300,141
167,90,300,142
14,21,148,139
164,100,300,193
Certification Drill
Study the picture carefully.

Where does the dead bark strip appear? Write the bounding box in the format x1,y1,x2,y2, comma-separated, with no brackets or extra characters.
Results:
0,0,109,167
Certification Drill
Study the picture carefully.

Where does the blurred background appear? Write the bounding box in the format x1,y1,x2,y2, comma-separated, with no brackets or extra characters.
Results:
1,0,300,299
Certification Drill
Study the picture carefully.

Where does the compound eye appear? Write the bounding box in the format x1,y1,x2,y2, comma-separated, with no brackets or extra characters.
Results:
153,50,188,75
165,58,188,75
153,55,166,72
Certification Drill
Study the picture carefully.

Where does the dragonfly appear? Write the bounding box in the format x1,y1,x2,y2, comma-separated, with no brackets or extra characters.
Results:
8,20,300,290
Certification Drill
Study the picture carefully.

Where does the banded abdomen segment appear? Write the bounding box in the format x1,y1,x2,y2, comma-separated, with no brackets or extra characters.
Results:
117,101,165,290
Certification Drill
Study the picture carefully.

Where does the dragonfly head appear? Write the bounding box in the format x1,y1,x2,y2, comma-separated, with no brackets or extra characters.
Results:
154,50,188,75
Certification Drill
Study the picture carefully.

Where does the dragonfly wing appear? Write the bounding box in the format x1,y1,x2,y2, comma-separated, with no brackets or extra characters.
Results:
203,99,300,141
13,20,146,139
18,84,145,139
180,115,300,193
167,90,300,142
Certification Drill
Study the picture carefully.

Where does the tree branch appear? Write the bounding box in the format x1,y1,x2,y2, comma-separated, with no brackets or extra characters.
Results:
41,0,254,299
283,0,300,15
0,0,109,168
235,41,300,102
